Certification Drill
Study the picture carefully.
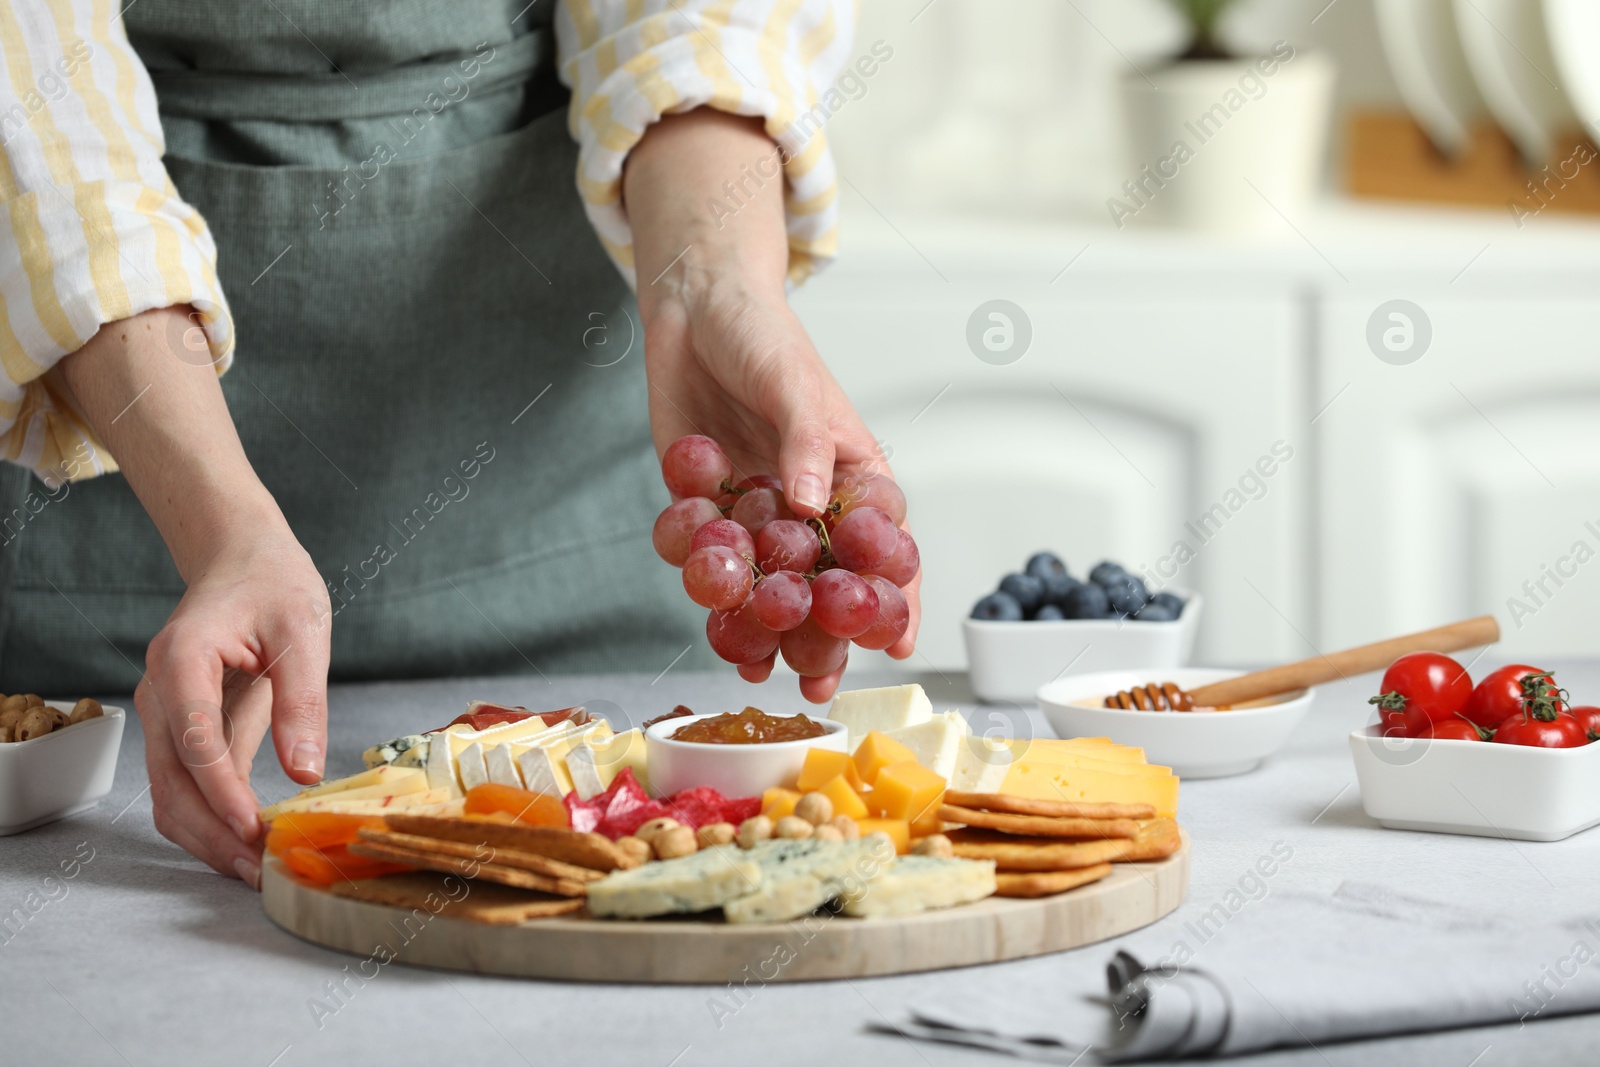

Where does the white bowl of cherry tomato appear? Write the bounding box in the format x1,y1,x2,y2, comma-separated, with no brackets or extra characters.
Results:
1349,654,1600,841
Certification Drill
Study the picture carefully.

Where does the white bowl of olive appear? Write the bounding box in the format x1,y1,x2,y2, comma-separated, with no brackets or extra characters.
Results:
0,695,124,835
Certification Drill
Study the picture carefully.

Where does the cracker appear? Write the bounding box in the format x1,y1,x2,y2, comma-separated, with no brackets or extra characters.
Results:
937,804,1139,840
383,814,631,871
994,863,1114,898
942,790,1156,821
1118,817,1183,862
348,839,590,897
329,872,585,923
357,828,605,882
946,830,1132,870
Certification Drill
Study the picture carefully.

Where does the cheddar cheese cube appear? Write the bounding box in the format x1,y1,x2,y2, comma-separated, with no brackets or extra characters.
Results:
795,748,865,793
868,760,946,823
815,774,869,821
856,818,911,854
852,731,919,787
762,787,802,821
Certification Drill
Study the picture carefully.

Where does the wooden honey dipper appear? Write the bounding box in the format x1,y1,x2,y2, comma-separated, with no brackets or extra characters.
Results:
1104,614,1501,710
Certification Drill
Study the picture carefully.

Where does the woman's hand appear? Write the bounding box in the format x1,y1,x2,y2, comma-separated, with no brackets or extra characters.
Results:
136,519,331,887
625,109,920,702
60,307,332,885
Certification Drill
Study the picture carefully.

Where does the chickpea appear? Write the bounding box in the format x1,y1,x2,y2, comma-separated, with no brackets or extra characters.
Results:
774,815,814,840
615,836,652,868
15,708,54,742
22,694,43,708
695,822,736,848
0,725,11,743
0,707,25,733
793,792,833,826
912,834,954,859
736,815,774,850
44,707,69,730
69,698,104,725
828,815,861,841
634,817,680,844
0,694,27,717
652,825,698,861
812,824,844,843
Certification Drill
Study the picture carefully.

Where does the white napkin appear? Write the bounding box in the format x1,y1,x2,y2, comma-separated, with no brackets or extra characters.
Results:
883,883,1600,1061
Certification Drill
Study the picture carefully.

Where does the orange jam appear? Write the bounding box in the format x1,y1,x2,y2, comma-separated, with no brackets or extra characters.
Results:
671,707,827,744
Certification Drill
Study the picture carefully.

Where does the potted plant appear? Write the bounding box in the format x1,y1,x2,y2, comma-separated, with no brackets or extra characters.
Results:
1111,0,1336,232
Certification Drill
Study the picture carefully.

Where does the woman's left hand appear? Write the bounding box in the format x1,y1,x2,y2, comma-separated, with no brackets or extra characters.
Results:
625,109,920,702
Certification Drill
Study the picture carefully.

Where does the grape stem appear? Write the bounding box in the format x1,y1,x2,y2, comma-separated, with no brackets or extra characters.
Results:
805,516,838,575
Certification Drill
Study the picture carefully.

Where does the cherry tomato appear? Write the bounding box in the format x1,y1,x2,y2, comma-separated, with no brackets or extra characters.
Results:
1492,710,1587,748
1462,665,1560,729
1369,652,1472,736
1568,706,1600,743
1426,717,1487,741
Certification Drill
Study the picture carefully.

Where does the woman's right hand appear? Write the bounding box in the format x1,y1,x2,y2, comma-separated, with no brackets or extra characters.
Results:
135,517,332,888
58,307,333,887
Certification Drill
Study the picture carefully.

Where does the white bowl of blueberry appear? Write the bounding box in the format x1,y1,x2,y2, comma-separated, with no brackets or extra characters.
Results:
962,553,1201,704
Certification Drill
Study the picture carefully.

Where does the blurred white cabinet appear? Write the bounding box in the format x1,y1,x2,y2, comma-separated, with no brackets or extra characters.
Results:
791,205,1600,674
1317,288,1600,660
793,266,1311,671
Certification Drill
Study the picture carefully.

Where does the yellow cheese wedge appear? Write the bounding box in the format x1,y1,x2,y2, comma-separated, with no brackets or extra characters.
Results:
295,764,426,798
263,788,456,818
1000,761,1179,818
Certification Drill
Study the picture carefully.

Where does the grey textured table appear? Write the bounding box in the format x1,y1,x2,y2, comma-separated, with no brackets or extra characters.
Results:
7,664,1600,1067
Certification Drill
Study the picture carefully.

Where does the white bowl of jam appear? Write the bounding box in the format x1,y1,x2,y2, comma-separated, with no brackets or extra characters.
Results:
644,708,848,800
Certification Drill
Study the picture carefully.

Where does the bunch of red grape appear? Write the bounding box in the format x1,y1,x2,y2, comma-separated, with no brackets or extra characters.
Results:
652,435,918,678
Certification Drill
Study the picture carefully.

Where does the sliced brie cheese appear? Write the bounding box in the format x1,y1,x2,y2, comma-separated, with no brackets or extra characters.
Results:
483,743,525,788
827,684,933,746
566,729,648,800
456,741,490,792
886,712,970,782
517,746,574,797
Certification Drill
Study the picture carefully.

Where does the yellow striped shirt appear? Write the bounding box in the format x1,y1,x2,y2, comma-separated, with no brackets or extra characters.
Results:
1,0,852,483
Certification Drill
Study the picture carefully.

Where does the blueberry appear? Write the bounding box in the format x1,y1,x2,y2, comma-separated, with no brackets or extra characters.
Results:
1025,552,1068,581
1061,581,1112,619
1105,575,1149,617
998,573,1045,614
971,591,1024,621
1134,602,1177,622
1033,603,1065,621
1041,573,1081,607
1088,560,1128,588
1149,591,1185,617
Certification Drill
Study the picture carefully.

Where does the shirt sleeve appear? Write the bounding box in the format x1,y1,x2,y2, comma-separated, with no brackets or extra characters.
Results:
554,0,855,289
0,2,233,485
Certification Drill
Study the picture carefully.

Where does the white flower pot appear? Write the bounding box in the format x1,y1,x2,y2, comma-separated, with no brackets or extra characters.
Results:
1114,47,1335,233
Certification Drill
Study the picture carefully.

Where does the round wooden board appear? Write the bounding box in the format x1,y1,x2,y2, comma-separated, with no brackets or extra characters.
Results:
262,840,1188,983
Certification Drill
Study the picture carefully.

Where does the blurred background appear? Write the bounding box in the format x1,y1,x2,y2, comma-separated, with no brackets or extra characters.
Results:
791,0,1600,676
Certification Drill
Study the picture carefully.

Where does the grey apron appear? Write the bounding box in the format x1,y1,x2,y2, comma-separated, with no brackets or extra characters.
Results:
0,0,704,694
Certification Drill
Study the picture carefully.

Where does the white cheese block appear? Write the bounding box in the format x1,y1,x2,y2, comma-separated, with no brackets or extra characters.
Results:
885,712,970,782
723,839,895,924
950,734,1013,794
456,742,490,792
840,855,997,918
586,846,763,919
827,684,933,746
483,743,525,788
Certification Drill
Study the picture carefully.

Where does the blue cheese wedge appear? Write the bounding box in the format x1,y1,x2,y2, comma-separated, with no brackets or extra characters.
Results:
840,855,996,918
362,733,430,769
586,846,762,919
723,839,895,924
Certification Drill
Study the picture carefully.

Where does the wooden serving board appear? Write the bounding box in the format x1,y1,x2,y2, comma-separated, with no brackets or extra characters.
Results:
262,840,1188,983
